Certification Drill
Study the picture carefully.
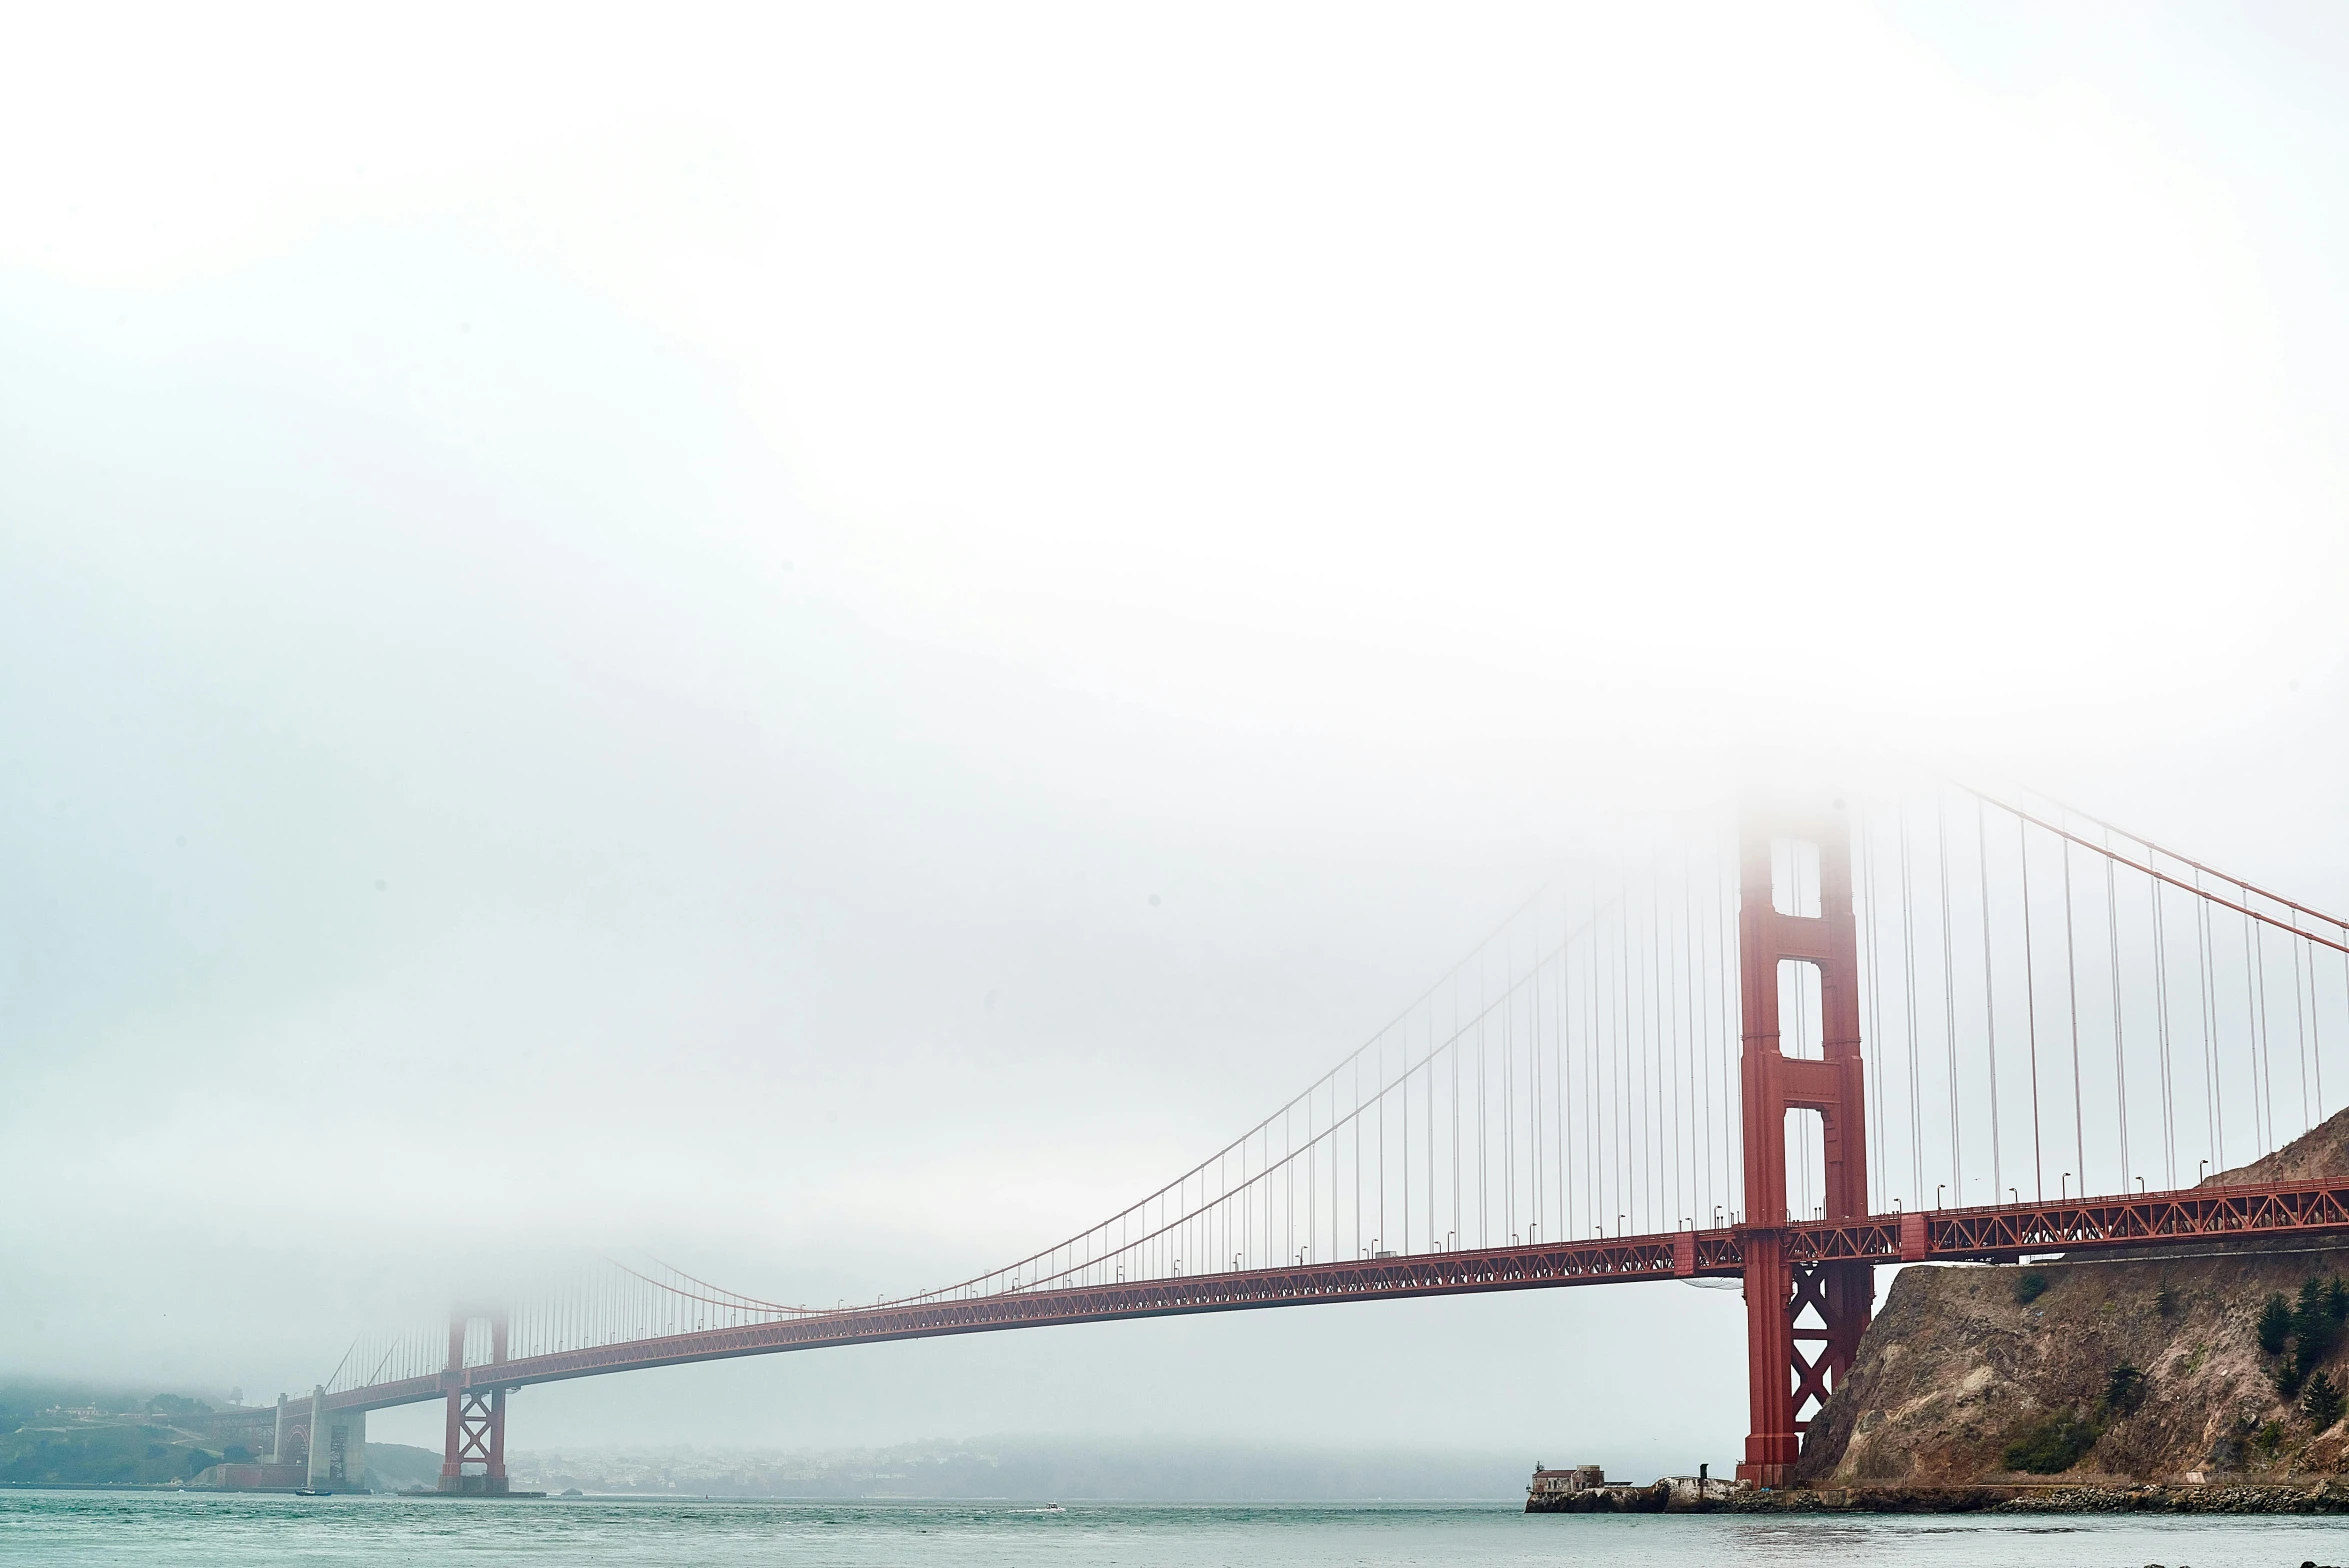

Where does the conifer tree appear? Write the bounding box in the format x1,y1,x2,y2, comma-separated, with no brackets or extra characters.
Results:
2303,1372,2345,1432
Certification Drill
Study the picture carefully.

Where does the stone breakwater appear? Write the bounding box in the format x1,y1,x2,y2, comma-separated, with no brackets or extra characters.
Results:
1532,1479,2349,1513
1727,1480,2349,1513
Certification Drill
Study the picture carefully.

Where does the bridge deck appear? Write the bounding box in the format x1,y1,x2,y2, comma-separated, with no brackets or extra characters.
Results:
216,1176,2349,1424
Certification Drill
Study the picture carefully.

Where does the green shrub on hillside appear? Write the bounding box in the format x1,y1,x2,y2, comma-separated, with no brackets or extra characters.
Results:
2104,1363,2146,1416
2014,1271,2049,1306
0,1425,215,1485
2002,1413,2102,1474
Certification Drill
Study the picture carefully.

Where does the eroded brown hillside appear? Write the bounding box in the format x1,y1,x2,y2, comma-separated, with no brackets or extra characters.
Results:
1795,1106,2349,1487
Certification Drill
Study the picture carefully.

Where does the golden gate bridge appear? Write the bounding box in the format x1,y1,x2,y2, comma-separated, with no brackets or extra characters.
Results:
215,784,2349,1493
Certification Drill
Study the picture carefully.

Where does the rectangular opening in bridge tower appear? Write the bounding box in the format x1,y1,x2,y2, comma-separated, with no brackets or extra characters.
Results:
1784,1107,1826,1224
1771,837,1823,919
1777,960,1823,1059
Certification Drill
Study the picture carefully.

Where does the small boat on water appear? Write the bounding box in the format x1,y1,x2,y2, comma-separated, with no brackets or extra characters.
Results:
1041,1503,1065,1513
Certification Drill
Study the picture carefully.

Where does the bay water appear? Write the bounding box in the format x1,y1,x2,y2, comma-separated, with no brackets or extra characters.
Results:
4,1491,2343,1567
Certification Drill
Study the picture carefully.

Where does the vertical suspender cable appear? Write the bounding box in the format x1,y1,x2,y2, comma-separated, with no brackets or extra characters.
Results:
1650,860,1665,1229
1721,832,1740,1220
1503,943,1516,1244
1557,891,1569,1235
1478,957,1488,1247
2062,836,2087,1193
1976,796,2002,1201
1937,793,1963,1202
1623,865,1636,1229
1578,886,1590,1235
1649,863,1662,1232
1672,849,1691,1229
2103,833,2130,1194
1595,881,1608,1235
2249,909,2273,1153
1351,1039,1366,1261
1654,847,1674,1228
2292,937,2312,1135
1610,866,1624,1232
2196,888,2221,1173
1614,868,1627,1229
1689,842,1710,1223
2317,936,2335,1125
1633,864,1650,1229
2017,812,2045,1200
2337,943,2349,1128
1529,915,1542,1242
1900,802,1924,1209
2150,867,2176,1187
1288,1099,1299,1270
1307,1071,1317,1264
2320,938,2337,1125
1378,1017,1388,1253
1863,809,1890,1204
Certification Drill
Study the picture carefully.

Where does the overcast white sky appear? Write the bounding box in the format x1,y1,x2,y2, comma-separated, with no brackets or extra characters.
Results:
4,2,2347,1469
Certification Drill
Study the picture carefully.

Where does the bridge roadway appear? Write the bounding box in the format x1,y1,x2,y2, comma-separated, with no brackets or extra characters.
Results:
215,1175,2349,1430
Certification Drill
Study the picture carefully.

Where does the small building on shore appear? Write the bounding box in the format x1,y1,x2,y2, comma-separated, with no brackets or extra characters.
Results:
1527,1464,1609,1500
1527,1463,1737,1513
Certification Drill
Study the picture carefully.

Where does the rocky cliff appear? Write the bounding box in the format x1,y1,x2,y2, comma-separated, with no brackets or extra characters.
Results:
1795,1107,2349,1488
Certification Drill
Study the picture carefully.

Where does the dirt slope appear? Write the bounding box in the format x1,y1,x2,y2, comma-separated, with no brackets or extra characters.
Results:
1795,1107,2349,1487
2205,1104,2349,1187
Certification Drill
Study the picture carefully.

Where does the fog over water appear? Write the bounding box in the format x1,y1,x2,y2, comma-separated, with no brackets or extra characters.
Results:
4,2,2348,1473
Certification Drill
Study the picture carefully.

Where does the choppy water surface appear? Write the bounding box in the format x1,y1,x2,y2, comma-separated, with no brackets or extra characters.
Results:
3,1492,2343,1567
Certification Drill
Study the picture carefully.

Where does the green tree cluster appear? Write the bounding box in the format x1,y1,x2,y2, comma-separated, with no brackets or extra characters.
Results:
2258,1275,2349,1403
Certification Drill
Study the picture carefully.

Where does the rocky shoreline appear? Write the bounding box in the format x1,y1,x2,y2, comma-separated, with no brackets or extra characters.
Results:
1732,1480,2349,1513
1532,1478,2349,1514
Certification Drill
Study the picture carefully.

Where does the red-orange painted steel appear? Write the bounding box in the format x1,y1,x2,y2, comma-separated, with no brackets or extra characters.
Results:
207,1176,2349,1438
1734,805,1871,1486
439,1311,510,1492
